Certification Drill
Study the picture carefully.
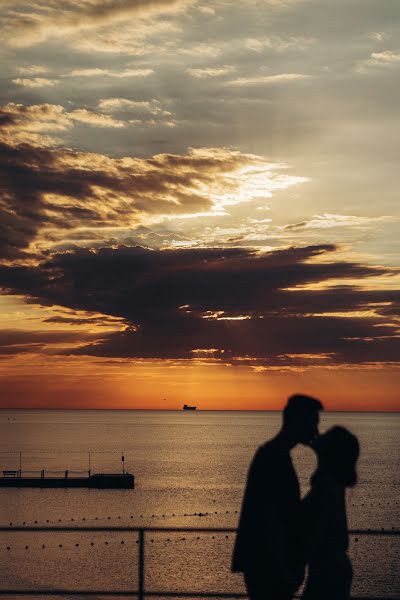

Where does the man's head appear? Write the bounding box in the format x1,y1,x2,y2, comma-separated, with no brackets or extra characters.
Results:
283,394,323,445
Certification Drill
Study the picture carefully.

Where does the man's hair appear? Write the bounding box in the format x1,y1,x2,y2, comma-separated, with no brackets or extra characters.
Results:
283,393,323,424
314,426,359,487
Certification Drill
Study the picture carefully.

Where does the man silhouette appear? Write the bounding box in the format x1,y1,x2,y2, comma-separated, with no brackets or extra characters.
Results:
232,394,323,600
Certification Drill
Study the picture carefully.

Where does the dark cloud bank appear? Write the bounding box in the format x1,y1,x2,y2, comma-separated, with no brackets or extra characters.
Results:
0,139,222,260
0,244,398,365
0,107,398,368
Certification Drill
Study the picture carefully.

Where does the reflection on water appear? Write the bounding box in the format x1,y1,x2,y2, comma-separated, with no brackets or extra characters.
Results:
0,410,399,596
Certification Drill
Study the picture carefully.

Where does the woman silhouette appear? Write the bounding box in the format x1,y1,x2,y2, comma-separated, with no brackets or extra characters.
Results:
301,426,359,600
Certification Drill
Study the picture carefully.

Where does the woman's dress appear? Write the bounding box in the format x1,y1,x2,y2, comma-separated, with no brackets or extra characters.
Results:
301,472,353,600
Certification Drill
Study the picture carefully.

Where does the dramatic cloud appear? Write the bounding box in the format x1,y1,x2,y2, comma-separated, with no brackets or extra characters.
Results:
0,244,398,365
0,0,399,407
0,329,96,355
0,107,308,258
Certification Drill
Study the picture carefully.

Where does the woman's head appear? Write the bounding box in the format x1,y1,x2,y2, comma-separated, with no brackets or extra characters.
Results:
314,426,359,487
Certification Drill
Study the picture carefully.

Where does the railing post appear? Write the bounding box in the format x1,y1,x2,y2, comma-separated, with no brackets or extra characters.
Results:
138,528,145,600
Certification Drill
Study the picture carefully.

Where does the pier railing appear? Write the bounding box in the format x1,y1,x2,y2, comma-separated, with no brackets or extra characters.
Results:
0,526,399,599
1,469,90,478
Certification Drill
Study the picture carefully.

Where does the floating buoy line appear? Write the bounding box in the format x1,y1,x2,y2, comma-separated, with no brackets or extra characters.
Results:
4,531,395,551
3,507,240,528
1,507,399,551
2,503,398,552
2,536,226,550
2,500,398,529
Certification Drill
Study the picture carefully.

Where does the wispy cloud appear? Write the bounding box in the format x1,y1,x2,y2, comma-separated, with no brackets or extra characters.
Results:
72,19,181,55
227,73,311,86
186,66,235,78
283,214,396,231
97,97,174,125
12,77,58,88
357,50,400,71
0,103,72,146
98,98,168,114
242,35,315,53
2,0,192,47
0,103,126,146
69,109,125,128
17,65,48,75
367,32,390,43
368,50,400,64
65,68,154,78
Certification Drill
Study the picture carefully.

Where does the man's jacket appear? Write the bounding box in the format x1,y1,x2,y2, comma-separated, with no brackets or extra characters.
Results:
232,438,302,574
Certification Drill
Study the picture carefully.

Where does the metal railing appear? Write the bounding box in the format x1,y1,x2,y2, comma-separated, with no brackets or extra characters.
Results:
1,470,90,478
0,526,399,599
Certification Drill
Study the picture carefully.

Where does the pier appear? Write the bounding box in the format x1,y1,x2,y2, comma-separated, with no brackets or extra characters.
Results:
0,451,134,488
0,470,134,488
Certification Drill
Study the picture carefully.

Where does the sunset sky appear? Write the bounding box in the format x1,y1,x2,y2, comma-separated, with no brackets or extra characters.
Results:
0,0,399,411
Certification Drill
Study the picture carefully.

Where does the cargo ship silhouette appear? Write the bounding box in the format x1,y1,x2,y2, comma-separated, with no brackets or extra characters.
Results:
182,404,197,411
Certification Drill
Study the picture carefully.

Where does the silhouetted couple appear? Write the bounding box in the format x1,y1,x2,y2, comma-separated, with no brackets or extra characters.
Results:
232,394,359,600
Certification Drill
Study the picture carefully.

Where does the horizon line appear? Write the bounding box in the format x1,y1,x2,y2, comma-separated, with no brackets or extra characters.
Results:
0,407,399,414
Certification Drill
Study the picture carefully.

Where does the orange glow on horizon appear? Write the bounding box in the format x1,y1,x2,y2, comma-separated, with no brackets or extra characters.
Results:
0,355,398,412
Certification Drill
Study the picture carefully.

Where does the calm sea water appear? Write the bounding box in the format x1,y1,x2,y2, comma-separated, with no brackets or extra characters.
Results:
0,410,399,599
